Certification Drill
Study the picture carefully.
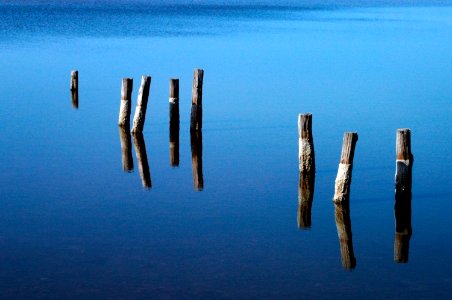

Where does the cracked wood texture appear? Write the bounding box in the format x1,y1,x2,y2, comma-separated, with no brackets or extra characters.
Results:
118,78,133,127
298,113,315,173
333,132,358,204
132,76,151,133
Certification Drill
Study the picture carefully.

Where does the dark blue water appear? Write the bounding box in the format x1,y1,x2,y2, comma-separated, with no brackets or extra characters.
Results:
0,1,451,299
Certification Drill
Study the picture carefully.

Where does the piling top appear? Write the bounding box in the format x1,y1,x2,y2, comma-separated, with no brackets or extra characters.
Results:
396,128,412,161
170,78,180,99
298,113,313,140
71,70,78,76
340,132,358,164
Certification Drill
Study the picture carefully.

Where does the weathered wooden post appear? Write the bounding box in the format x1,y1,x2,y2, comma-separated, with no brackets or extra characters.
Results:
131,76,151,133
118,126,133,172
298,171,315,229
298,113,315,173
118,78,133,127
132,132,152,189
169,78,180,167
335,202,356,270
71,89,79,109
394,128,413,263
70,70,78,91
333,132,358,204
190,130,203,191
190,69,204,131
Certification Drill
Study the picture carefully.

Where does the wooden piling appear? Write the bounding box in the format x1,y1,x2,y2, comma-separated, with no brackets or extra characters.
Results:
190,69,204,131
70,70,78,91
335,202,356,270
298,171,315,229
118,126,133,172
131,76,151,133
333,132,358,204
190,130,203,191
298,113,315,173
118,78,133,127
132,132,152,189
169,79,180,167
71,89,79,109
394,128,413,263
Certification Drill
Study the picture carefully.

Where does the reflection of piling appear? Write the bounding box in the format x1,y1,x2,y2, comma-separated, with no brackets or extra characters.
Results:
190,130,203,191
132,132,152,189
118,78,133,127
190,69,204,131
71,89,79,109
118,126,133,172
70,70,78,91
394,128,413,263
132,76,151,133
169,79,180,167
335,202,356,270
333,132,358,204
298,171,315,229
298,113,315,173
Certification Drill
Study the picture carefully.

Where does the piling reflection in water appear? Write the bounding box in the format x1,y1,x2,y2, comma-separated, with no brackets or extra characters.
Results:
170,123,180,167
71,89,78,109
334,202,356,270
190,130,203,191
132,132,152,189
118,126,133,172
394,194,412,263
298,171,315,229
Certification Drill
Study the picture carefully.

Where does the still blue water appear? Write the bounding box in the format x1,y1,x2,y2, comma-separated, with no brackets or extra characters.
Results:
0,1,451,298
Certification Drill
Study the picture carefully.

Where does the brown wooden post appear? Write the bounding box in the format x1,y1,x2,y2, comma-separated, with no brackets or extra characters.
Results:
394,128,413,263
132,132,152,189
190,130,203,191
131,76,151,133
190,69,204,131
70,70,78,91
169,78,180,167
118,78,133,127
333,132,358,204
334,202,356,270
298,171,315,229
118,126,133,172
71,89,79,109
298,113,315,173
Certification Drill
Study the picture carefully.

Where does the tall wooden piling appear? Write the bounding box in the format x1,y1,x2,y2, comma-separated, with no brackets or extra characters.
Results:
298,171,315,229
118,126,133,172
298,113,315,173
191,130,203,191
190,69,204,131
71,89,79,109
131,76,151,133
132,132,152,189
394,128,413,263
169,79,180,167
333,132,358,204
335,202,356,270
118,78,133,127
70,70,78,91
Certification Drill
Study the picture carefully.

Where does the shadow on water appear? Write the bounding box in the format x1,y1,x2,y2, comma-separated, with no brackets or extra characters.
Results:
190,130,203,191
335,201,356,270
132,132,152,190
298,171,315,229
118,126,133,173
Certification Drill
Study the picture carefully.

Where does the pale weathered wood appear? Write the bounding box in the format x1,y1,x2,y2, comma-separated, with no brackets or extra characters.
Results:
335,202,356,270
118,78,133,127
131,76,151,133
118,126,133,172
190,69,204,131
298,113,315,173
70,70,78,91
191,130,203,191
394,128,413,263
132,132,151,189
333,132,358,204
298,171,315,229
71,89,78,109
